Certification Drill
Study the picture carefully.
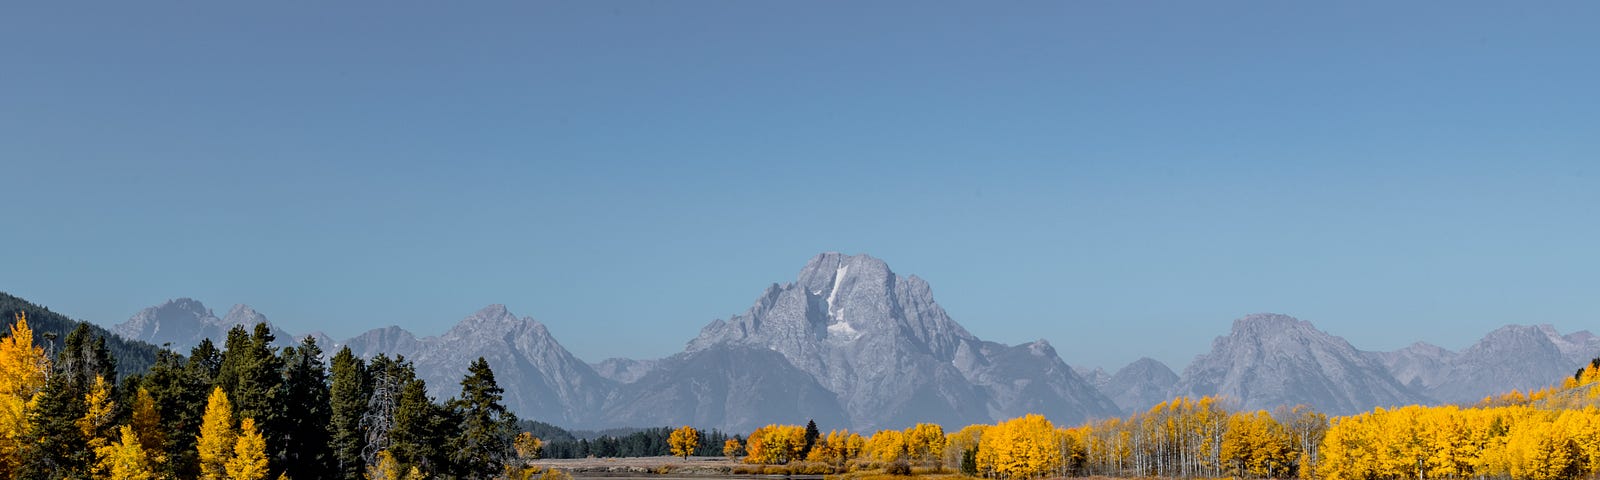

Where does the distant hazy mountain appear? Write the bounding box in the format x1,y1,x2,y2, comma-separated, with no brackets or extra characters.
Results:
1371,342,1457,392
114,298,295,352
1376,324,1600,403
1101,357,1179,413
344,305,615,427
1172,313,1427,415
590,358,658,384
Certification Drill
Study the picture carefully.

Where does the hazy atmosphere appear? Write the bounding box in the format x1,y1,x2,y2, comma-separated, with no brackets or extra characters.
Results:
6,2,1597,371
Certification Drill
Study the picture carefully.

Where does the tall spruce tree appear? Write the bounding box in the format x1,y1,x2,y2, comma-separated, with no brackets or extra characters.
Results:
390,373,457,476
279,336,335,480
217,324,288,476
449,357,518,477
329,346,370,480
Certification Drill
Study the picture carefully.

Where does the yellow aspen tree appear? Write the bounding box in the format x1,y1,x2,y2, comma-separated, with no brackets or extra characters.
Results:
99,425,155,480
129,387,166,465
669,425,700,458
866,429,908,463
904,423,947,466
744,425,772,464
367,449,403,480
977,414,1061,479
807,430,851,464
844,431,866,462
0,311,49,476
196,387,236,480
723,438,743,460
81,374,117,476
226,417,270,480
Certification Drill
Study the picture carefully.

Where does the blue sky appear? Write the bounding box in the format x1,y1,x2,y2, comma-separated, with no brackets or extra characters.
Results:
4,2,1597,370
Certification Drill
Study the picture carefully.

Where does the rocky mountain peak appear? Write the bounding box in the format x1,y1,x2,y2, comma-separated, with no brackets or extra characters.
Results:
1175,313,1425,415
1230,313,1312,335
1102,357,1180,413
221,304,268,327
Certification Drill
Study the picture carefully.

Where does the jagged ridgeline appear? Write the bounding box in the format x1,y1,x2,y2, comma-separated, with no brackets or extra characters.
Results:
0,291,162,379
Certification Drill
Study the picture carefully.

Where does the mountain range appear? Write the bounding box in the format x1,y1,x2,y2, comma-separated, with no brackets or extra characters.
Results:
99,252,1600,430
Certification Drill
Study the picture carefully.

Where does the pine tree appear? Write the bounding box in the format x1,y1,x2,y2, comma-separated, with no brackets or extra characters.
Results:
802,419,820,459
196,387,236,480
329,345,370,479
279,336,335,480
449,357,517,477
227,417,270,480
138,346,212,478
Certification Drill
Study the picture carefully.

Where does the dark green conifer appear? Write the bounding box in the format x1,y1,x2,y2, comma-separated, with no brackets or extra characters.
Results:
330,346,371,479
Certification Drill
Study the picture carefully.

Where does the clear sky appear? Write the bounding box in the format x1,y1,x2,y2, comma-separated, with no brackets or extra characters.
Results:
4,2,1597,371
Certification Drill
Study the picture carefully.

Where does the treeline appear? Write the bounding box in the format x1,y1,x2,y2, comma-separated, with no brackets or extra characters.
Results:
534,426,736,459
0,312,525,479
730,373,1600,480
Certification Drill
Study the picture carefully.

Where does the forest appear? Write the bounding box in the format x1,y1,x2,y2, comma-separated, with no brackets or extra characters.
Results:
6,306,1600,480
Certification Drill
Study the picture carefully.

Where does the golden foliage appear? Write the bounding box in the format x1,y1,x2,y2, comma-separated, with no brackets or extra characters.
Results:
669,425,700,458
976,414,1061,479
904,423,947,466
98,425,156,480
723,438,744,459
226,417,270,480
0,312,48,476
865,429,908,463
745,424,807,464
366,449,403,480
196,387,236,480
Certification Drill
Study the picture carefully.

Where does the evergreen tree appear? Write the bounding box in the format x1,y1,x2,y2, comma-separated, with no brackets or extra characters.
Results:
391,373,458,475
329,345,371,480
449,357,518,476
137,344,214,477
802,419,820,458
216,324,287,475
279,336,335,480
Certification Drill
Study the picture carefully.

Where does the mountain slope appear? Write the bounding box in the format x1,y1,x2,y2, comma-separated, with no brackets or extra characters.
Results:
0,292,162,379
1173,313,1426,415
598,344,849,433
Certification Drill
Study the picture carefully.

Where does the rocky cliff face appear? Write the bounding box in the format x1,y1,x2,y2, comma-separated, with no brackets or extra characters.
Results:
1172,314,1427,415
